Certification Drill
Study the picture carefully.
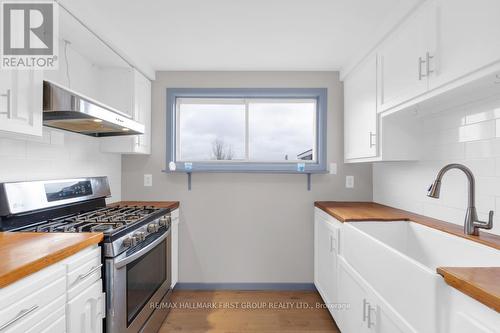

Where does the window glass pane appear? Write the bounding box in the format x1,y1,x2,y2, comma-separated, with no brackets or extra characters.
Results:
248,100,316,162
178,101,246,161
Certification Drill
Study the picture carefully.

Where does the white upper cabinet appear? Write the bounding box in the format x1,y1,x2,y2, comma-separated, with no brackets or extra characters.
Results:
133,70,152,154
0,69,43,137
99,69,152,154
344,0,500,163
429,0,500,89
377,0,436,112
344,55,378,160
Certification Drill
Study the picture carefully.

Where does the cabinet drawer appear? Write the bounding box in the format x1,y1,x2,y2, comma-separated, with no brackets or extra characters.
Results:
67,251,102,291
63,245,101,273
0,263,65,308
1,294,65,333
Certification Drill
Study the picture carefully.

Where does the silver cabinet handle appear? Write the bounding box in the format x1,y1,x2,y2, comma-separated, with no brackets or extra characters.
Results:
0,305,39,331
369,132,376,148
426,52,434,76
362,298,369,322
418,57,426,80
367,304,375,328
0,89,11,118
70,264,103,287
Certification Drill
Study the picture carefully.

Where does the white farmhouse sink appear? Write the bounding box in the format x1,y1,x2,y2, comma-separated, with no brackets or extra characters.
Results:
342,221,500,333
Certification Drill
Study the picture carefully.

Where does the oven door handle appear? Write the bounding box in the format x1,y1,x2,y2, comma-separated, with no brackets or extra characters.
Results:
114,229,170,269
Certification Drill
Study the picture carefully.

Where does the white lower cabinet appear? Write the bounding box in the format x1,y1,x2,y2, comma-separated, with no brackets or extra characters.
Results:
314,209,340,311
336,257,371,333
314,214,498,333
171,208,179,288
67,280,105,333
0,245,104,333
63,245,105,333
0,263,66,333
336,257,416,333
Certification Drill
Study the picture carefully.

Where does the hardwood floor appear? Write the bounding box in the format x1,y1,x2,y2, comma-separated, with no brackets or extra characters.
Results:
159,290,340,333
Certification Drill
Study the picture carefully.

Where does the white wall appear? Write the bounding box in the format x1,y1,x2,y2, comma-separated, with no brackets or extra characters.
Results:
0,128,121,202
374,95,500,236
121,71,373,284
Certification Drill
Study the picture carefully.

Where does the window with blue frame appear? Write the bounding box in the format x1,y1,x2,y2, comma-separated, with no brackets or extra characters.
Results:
166,88,327,173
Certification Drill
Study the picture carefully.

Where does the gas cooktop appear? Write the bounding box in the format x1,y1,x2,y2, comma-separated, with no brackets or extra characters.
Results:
18,205,165,234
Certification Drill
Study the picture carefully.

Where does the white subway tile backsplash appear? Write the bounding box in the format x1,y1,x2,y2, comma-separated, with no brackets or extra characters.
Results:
49,130,65,145
465,138,500,159
422,109,466,133
426,142,465,161
375,96,500,236
0,138,26,158
0,129,121,201
465,159,495,177
465,104,500,124
458,120,495,142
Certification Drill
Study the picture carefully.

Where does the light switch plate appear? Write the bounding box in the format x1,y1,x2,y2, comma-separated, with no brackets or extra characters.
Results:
144,174,153,187
329,163,337,175
346,175,354,188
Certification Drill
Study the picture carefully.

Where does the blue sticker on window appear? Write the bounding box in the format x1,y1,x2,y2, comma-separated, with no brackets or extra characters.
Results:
184,162,193,171
297,163,305,172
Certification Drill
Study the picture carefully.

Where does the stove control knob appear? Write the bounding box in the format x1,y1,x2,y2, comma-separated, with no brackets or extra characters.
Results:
134,231,146,242
123,236,137,248
159,216,171,227
147,223,159,233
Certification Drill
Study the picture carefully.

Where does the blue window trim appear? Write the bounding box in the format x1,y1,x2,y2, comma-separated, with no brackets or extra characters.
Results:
165,88,328,174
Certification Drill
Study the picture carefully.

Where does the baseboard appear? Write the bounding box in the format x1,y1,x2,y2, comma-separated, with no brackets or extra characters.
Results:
174,283,316,291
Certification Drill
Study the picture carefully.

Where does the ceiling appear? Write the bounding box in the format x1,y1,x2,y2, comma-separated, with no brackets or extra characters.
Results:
59,0,420,77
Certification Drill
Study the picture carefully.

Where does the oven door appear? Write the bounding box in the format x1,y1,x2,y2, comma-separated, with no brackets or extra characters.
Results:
106,228,171,333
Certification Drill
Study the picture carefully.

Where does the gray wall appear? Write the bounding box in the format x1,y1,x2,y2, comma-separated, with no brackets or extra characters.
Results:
121,71,372,284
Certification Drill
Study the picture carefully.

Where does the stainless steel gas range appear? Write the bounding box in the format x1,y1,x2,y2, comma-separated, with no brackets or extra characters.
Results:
0,177,173,333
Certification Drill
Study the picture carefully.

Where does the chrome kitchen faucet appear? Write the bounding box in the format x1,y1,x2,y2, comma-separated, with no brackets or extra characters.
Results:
427,163,494,236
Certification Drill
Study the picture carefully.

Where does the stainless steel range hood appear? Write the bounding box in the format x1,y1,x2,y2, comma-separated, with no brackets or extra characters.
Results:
43,80,144,137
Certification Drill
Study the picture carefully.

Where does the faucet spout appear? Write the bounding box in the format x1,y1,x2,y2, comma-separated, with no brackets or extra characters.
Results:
428,163,493,236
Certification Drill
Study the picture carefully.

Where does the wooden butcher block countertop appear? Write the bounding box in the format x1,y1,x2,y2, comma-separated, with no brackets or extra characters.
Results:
0,232,103,288
315,201,500,312
437,267,500,312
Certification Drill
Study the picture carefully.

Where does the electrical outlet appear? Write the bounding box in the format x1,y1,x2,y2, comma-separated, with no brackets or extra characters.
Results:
329,163,337,175
345,176,354,188
144,174,153,187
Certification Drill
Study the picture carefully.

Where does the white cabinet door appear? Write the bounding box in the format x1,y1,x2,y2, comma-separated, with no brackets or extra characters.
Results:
371,293,416,333
133,70,151,154
336,258,371,333
100,69,151,154
0,69,43,136
429,0,500,89
171,214,179,288
344,54,378,160
336,257,416,333
66,280,105,333
377,0,435,112
314,215,339,310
